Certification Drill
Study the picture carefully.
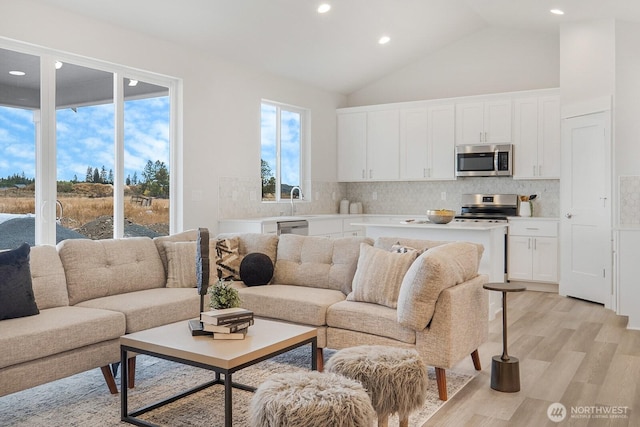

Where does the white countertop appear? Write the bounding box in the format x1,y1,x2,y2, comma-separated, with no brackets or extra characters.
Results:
350,216,507,231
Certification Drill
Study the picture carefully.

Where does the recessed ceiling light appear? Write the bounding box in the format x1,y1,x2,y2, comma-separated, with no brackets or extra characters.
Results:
55,61,63,69
9,70,25,76
378,36,391,45
550,9,564,15
317,3,331,14
128,79,138,87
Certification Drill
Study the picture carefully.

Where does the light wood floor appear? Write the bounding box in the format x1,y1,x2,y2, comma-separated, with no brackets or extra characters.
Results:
424,290,640,426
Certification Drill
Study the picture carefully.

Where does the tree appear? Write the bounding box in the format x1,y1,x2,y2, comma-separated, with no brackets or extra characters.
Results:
261,159,275,197
140,159,169,197
100,166,107,183
132,172,138,185
72,174,78,183
93,167,100,184
107,169,114,184
86,166,93,182
126,174,131,186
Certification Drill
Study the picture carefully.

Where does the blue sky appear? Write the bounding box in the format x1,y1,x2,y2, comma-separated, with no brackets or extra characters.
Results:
260,103,301,188
0,96,169,182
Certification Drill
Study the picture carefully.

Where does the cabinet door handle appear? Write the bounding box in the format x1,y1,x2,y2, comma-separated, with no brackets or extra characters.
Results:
533,238,537,250
423,168,427,178
479,132,483,142
369,169,372,179
362,169,365,179
538,165,542,176
533,165,536,176
528,238,531,250
484,131,488,142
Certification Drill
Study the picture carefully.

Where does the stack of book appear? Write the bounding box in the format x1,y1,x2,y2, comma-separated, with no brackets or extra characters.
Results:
200,307,254,340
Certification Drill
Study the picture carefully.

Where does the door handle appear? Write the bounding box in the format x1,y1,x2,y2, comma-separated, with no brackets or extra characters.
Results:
565,213,573,219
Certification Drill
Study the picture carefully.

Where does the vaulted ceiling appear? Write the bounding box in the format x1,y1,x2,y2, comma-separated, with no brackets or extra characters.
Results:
22,0,640,94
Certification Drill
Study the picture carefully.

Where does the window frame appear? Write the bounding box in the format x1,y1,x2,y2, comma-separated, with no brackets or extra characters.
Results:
0,37,182,244
260,99,309,203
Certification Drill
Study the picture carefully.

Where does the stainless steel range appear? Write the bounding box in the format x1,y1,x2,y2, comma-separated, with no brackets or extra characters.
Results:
455,194,518,223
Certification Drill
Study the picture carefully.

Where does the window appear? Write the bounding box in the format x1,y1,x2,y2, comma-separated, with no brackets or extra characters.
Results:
260,101,307,202
0,42,180,248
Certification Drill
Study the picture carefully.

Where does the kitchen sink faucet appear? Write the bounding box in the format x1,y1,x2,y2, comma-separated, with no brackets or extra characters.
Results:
290,186,303,215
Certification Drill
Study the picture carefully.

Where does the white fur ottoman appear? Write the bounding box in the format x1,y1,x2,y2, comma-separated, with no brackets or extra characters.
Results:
249,370,375,427
326,345,428,427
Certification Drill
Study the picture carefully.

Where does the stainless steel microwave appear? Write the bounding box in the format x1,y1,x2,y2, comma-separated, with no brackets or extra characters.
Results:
455,144,513,177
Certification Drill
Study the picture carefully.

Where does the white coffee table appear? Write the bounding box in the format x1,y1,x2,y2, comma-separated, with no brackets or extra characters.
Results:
120,318,318,427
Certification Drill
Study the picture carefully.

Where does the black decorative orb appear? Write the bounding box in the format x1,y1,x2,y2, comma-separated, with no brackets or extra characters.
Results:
239,252,274,287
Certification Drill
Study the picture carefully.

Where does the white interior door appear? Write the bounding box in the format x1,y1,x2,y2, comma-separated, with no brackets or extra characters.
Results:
560,111,611,305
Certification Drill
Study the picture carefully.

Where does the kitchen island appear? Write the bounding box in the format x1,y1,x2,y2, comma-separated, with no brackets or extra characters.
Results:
351,216,508,317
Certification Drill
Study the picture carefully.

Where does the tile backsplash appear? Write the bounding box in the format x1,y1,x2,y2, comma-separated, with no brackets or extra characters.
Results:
219,176,560,219
620,176,640,225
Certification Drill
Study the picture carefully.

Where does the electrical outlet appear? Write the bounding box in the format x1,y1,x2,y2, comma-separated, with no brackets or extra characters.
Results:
372,191,377,200
441,191,446,201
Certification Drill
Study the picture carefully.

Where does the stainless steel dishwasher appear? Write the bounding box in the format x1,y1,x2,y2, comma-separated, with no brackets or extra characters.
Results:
277,219,309,236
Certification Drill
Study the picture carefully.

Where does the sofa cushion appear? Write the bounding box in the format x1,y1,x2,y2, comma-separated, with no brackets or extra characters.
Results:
273,235,373,294
0,306,125,369
58,237,166,306
326,300,415,344
0,243,39,320
238,284,345,326
347,244,417,309
30,245,69,309
397,242,481,331
163,241,197,288
154,229,199,276
75,287,200,333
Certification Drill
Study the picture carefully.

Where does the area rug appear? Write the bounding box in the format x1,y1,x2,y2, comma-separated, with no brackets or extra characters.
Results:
0,347,476,426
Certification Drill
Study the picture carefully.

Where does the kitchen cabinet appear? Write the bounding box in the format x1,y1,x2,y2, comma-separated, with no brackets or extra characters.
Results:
399,104,455,180
337,112,367,181
508,219,558,283
513,95,560,179
455,99,512,144
337,109,399,181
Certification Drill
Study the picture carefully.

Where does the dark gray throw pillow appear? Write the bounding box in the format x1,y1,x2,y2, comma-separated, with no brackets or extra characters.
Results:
0,242,39,320
239,252,274,287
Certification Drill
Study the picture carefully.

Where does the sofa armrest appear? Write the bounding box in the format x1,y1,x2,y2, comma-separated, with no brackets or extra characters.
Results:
414,274,489,368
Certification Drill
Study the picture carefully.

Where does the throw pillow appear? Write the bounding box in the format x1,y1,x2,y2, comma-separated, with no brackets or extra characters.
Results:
163,241,197,288
215,237,242,280
397,242,480,331
240,252,274,287
347,243,418,309
0,243,40,320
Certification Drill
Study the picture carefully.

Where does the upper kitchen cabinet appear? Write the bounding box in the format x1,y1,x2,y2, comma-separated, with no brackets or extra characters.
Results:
337,108,399,181
337,112,367,181
513,94,560,179
455,99,512,144
400,104,455,180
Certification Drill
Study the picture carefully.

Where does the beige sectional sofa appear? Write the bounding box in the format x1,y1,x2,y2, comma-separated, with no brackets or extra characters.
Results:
228,233,489,401
0,230,488,403
0,234,203,397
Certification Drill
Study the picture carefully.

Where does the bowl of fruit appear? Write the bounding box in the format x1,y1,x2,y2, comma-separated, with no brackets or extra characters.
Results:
426,209,455,224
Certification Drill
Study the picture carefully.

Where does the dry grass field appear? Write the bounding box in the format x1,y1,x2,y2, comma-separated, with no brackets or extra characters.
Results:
0,192,169,231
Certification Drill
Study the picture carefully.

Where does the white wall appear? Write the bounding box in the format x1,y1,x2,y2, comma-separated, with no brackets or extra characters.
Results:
0,0,346,233
347,27,559,107
615,21,640,177
559,19,616,106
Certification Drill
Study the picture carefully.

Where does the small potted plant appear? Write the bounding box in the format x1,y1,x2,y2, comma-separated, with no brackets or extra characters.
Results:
208,279,241,309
